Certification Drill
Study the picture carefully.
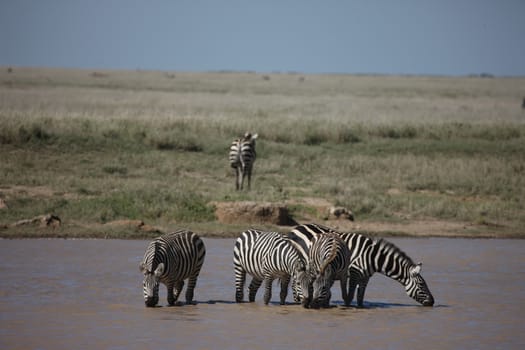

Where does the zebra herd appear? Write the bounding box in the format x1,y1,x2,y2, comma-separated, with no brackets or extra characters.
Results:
140,132,434,308
139,223,434,309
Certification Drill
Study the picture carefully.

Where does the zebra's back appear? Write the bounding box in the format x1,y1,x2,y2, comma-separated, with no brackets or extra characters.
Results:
240,136,257,167
288,223,372,270
233,229,308,304
145,230,205,280
140,230,206,307
233,229,290,280
229,139,241,168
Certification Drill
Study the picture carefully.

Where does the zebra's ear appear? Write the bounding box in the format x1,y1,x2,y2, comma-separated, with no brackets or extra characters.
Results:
154,263,165,277
410,263,422,276
251,133,258,140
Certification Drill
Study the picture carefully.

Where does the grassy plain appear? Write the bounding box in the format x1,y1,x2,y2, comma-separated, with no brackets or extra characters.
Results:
1,67,524,238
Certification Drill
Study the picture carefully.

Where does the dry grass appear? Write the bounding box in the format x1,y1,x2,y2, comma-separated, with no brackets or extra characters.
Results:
1,66,524,238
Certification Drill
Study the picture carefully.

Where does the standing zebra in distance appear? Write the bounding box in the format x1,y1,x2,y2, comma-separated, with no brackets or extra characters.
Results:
229,132,258,190
305,233,351,308
233,229,310,306
288,223,434,307
139,230,206,307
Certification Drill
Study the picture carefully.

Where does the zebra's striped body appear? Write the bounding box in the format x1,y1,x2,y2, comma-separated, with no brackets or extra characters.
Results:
139,230,206,307
229,132,258,190
288,223,434,307
305,233,351,308
233,229,309,305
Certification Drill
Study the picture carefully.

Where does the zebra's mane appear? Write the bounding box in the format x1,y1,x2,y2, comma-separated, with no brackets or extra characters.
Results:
374,238,415,265
143,240,162,272
319,233,340,274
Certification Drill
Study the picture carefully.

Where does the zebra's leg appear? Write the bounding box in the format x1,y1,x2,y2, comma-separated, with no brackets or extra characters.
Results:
291,278,301,303
322,289,332,308
235,167,241,190
263,277,274,305
279,275,291,305
185,275,198,305
348,270,359,306
171,280,184,304
248,278,262,302
166,282,176,306
239,167,245,191
246,166,252,190
340,273,350,306
235,267,246,303
356,277,370,308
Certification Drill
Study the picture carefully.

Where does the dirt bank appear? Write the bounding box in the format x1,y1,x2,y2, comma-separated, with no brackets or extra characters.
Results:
0,189,522,239
1,216,522,239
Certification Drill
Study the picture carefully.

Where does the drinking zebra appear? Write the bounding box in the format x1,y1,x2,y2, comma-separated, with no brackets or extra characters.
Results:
139,230,206,307
294,234,350,308
233,229,310,305
288,223,434,307
304,233,351,308
229,132,258,190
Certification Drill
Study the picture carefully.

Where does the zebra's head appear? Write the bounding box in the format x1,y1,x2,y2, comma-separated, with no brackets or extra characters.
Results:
292,263,311,307
139,262,164,307
308,264,335,309
306,234,341,309
405,263,434,307
243,132,258,144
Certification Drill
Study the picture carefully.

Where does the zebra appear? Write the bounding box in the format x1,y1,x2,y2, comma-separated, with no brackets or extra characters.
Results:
229,132,258,190
288,223,434,307
233,229,310,306
304,233,351,308
139,230,206,307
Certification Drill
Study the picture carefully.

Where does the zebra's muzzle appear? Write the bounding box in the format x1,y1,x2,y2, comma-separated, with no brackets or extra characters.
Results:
301,297,311,309
308,298,325,309
422,297,434,307
145,297,159,307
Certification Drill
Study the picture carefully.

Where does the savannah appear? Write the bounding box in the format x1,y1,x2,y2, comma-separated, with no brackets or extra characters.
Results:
1,66,524,238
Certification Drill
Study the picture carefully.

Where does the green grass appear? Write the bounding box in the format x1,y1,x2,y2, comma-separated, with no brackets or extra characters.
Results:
1,67,524,237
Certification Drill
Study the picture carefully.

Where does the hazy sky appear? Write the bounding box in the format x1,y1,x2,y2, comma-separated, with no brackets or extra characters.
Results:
1,0,524,76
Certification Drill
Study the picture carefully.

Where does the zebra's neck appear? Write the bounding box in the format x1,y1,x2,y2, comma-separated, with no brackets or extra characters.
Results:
284,244,306,275
365,239,414,284
145,241,167,274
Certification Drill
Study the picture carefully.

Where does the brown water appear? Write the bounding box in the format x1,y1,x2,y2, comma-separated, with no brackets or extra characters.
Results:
1,238,524,349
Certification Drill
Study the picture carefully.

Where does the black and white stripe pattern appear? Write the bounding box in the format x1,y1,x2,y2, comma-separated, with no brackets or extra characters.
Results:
348,237,434,307
139,230,206,307
229,132,258,190
288,223,434,307
233,229,309,305
304,233,351,308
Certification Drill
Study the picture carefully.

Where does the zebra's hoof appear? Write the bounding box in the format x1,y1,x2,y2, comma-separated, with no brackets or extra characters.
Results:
168,301,184,307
